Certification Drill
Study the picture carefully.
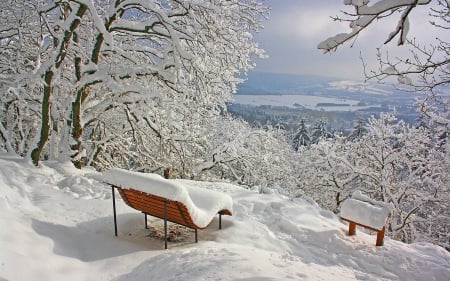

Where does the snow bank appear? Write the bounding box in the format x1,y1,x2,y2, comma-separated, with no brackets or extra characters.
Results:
1,156,449,281
340,191,394,230
102,168,233,228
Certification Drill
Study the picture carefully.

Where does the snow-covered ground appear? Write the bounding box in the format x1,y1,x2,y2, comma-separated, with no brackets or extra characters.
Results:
327,81,391,96
1,153,449,281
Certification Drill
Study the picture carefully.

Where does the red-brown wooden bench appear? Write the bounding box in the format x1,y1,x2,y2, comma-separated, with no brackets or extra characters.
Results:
340,191,393,246
103,169,233,249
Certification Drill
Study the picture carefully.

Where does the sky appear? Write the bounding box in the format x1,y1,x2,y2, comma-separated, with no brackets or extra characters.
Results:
253,0,439,80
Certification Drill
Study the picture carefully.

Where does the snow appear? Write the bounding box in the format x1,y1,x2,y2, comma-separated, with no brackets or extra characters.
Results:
383,66,398,75
232,94,374,111
318,0,431,52
340,191,394,230
328,80,391,95
1,154,449,281
397,75,413,85
102,168,233,228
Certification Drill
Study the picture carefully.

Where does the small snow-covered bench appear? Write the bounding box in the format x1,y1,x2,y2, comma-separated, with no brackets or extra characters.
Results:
340,191,393,246
103,168,232,249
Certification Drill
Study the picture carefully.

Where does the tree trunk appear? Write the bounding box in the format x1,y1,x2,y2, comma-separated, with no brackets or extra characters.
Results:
0,123,14,153
31,70,53,166
70,86,89,168
31,3,88,166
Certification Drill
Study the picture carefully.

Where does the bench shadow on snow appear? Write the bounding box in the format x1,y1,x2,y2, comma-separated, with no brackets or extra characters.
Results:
31,213,231,262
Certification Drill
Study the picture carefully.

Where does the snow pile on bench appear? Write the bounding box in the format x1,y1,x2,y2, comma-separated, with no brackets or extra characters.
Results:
340,191,394,230
102,168,233,228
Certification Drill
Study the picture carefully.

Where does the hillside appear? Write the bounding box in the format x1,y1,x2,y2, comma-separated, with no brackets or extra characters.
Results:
0,153,449,281
231,71,423,129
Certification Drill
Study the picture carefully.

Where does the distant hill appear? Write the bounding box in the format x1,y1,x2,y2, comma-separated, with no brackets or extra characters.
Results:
237,71,335,95
232,71,423,124
236,71,424,108
237,71,404,97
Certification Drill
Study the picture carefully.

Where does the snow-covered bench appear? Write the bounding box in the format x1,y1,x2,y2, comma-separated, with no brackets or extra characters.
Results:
102,168,233,249
340,191,393,246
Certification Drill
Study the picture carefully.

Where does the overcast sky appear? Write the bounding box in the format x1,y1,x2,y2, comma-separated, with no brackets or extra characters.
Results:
253,0,438,80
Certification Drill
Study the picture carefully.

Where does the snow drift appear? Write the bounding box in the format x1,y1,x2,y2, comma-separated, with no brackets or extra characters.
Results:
0,154,449,281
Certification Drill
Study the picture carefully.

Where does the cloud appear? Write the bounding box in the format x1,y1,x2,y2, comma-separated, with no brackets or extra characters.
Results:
264,1,347,41
253,0,442,80
254,1,366,79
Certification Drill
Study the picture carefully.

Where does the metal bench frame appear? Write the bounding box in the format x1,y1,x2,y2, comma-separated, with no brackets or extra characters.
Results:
110,185,231,249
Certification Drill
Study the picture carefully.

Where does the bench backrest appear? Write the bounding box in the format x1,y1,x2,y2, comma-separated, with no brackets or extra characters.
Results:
103,168,232,230
116,186,201,229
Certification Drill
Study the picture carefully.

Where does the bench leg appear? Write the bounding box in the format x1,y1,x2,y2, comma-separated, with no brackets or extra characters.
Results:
348,221,356,236
195,229,198,243
376,226,385,246
219,214,222,229
164,201,168,249
112,186,118,237
144,213,148,229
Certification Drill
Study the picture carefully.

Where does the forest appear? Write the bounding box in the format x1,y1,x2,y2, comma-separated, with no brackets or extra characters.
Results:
0,0,448,250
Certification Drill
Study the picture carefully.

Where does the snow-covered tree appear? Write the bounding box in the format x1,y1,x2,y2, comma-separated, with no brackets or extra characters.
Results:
0,0,46,156
318,0,449,89
317,1,449,248
295,138,357,212
318,0,449,145
344,112,448,247
311,120,333,144
348,118,368,141
351,113,426,239
292,112,448,248
0,0,268,167
192,119,297,192
292,118,310,150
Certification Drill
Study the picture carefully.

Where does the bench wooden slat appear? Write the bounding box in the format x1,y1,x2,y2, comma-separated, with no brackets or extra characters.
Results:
341,217,382,232
341,217,386,246
109,183,232,249
121,188,197,228
130,203,192,227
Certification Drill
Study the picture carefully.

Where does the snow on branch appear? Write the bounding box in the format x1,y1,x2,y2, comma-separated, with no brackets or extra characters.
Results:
318,0,431,53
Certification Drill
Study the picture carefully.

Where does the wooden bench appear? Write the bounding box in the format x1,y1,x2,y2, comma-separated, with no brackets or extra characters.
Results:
103,169,233,249
340,191,392,246
109,185,232,248
341,217,386,246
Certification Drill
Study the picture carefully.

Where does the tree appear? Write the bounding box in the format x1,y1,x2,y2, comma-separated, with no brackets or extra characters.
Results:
350,112,448,245
292,112,448,248
0,0,269,167
191,118,297,192
0,0,47,156
348,118,368,141
318,0,449,135
318,0,448,88
316,0,450,248
295,137,358,212
311,120,333,144
292,118,310,150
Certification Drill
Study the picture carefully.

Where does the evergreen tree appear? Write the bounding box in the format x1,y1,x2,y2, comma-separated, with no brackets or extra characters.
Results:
311,120,333,144
348,118,368,141
292,119,310,151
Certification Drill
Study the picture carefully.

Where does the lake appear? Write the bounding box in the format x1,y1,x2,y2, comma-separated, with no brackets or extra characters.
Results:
231,94,377,112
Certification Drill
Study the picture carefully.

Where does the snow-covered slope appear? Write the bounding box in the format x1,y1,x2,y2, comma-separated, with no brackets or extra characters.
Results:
0,153,449,281
327,80,391,96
